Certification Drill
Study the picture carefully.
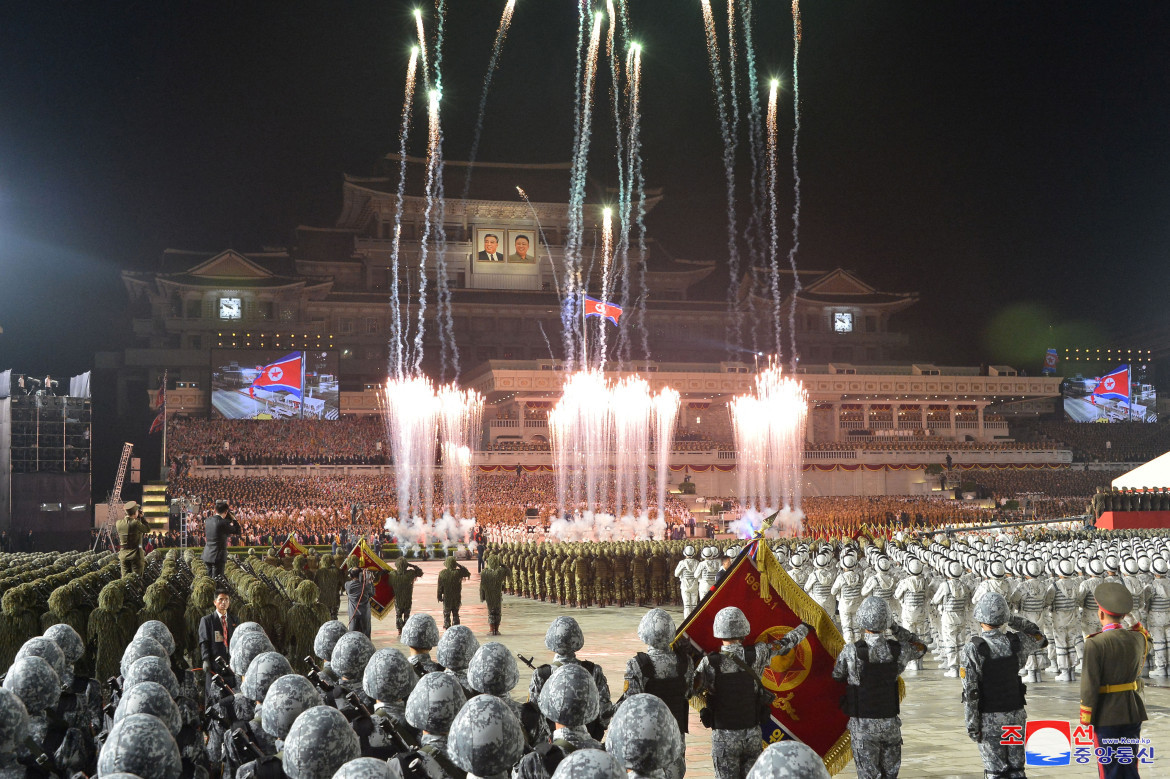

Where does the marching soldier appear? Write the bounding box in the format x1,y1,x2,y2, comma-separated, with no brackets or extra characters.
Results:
833,597,927,779
1080,581,1150,779
631,547,649,607
387,555,424,633
649,544,669,606
960,593,1048,779
480,554,509,635
116,501,149,577
436,555,470,629
692,607,810,779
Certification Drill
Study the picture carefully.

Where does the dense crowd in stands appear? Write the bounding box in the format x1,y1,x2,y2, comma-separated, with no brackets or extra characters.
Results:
969,467,1125,499
167,417,388,467
1027,420,1170,463
808,440,1062,452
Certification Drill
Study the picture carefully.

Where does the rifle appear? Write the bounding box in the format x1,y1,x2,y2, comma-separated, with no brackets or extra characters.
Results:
304,657,335,697
516,653,537,671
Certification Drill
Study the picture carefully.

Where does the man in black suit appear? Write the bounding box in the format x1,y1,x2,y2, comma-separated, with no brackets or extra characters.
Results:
198,588,239,704
202,500,241,581
346,567,377,638
477,233,504,262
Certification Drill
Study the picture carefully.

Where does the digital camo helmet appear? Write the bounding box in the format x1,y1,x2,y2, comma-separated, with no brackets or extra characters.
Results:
538,664,599,727
331,632,376,680
120,636,168,678
2,655,60,713
437,625,480,671
637,608,676,650
550,749,626,779
242,651,294,703
746,741,831,779
447,694,525,776
98,712,182,779
605,693,683,773
261,674,322,740
362,648,417,703
135,620,176,657
114,680,182,736
712,606,751,640
467,641,520,696
974,593,1010,627
282,705,362,779
332,757,394,779
15,637,65,680
400,613,441,650
43,623,84,667
544,616,585,654
857,596,891,633
313,620,349,662
405,671,467,734
124,655,179,699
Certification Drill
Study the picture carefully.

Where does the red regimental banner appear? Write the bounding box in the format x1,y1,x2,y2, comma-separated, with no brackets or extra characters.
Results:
345,540,396,620
676,540,876,775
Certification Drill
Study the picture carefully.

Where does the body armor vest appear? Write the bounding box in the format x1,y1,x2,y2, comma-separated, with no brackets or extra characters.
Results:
972,634,1026,713
636,652,690,734
840,641,901,719
707,646,761,730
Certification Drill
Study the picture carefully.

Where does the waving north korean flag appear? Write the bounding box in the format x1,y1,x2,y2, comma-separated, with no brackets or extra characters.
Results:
250,352,304,398
1091,365,1130,403
582,295,623,325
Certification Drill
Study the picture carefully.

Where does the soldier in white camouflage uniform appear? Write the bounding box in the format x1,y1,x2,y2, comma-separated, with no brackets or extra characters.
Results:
692,607,810,779
1077,558,1106,663
674,546,702,619
1048,558,1083,682
960,593,1047,779
893,557,931,669
862,556,899,623
931,560,971,678
832,554,865,643
1145,557,1170,677
832,597,927,779
1009,559,1052,683
804,553,838,623
695,547,722,595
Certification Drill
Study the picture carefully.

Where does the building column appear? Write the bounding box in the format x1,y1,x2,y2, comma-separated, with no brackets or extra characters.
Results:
977,405,985,441
863,404,871,433
948,404,956,438
832,403,841,442
920,404,928,431
892,403,901,432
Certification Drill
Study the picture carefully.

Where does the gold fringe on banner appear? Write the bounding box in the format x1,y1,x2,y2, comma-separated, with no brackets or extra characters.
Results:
753,540,909,776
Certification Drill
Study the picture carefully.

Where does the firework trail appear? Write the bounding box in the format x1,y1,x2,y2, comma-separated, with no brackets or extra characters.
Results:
516,186,563,300
560,2,589,370
598,207,613,369
699,0,744,357
739,0,770,346
787,0,803,370
564,9,606,369
726,0,741,145
462,0,517,201
607,4,630,368
411,90,442,375
625,44,652,367
767,80,782,356
432,0,447,92
389,47,419,380
413,9,431,92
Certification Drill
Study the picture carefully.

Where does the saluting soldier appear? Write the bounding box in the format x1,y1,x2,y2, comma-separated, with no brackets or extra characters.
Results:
1080,581,1150,779
115,501,149,577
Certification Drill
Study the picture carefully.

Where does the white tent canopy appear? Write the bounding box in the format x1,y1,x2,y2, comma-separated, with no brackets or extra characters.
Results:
1112,452,1170,490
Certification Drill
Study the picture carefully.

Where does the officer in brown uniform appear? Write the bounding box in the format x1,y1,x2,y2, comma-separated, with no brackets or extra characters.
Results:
115,501,149,577
1080,580,1149,779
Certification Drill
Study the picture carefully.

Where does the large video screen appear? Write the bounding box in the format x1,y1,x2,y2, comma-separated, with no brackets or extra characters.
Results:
1062,363,1157,423
210,350,339,420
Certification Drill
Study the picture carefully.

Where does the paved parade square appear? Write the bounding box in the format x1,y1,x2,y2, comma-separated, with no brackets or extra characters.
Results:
364,559,1170,779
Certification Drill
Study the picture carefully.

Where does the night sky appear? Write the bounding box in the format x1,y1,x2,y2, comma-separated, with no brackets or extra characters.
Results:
2,1,1168,377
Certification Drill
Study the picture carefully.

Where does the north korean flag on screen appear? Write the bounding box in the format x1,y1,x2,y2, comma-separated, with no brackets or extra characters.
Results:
582,295,623,325
1092,365,1129,403
250,352,304,398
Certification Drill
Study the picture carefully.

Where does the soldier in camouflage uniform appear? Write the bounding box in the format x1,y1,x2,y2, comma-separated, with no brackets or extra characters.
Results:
529,616,613,741
612,545,630,607
573,548,592,609
832,597,926,779
405,670,467,772
546,549,559,606
593,547,613,608
115,501,149,578
515,664,603,778
961,593,1048,779
387,555,424,632
631,547,649,607
480,554,509,635
693,607,810,779
649,545,669,607
621,609,693,779
437,555,471,629
401,613,445,678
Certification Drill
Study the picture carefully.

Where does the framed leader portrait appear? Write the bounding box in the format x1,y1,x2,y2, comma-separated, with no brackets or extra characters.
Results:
507,230,537,264
475,228,506,263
